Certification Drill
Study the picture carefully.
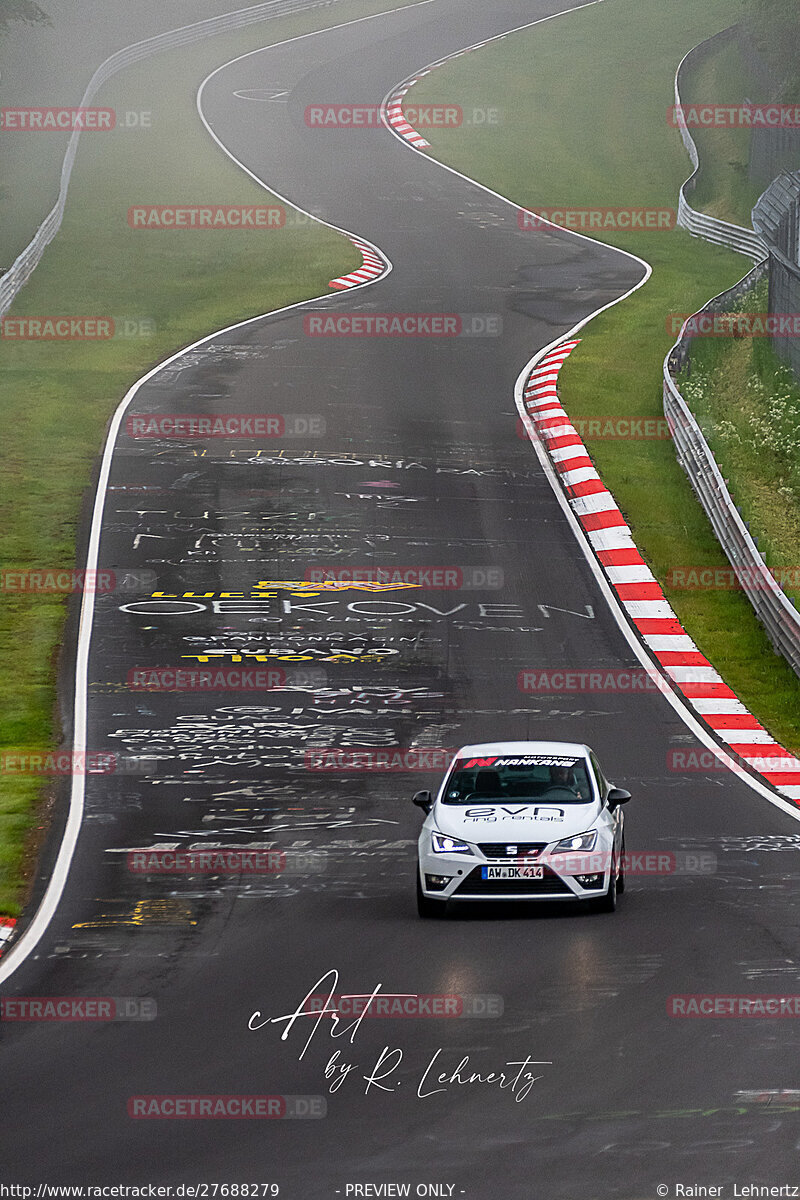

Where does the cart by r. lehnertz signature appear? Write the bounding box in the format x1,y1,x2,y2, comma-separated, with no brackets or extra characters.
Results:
248,968,551,1103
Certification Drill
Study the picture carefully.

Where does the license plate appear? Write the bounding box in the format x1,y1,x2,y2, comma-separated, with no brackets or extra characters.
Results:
482,864,544,880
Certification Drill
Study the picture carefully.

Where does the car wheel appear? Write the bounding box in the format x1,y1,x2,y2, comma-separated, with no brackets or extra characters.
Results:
416,871,447,918
596,853,618,913
617,836,626,894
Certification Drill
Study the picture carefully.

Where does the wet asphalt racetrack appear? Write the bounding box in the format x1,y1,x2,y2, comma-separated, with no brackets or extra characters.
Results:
3,1,800,1195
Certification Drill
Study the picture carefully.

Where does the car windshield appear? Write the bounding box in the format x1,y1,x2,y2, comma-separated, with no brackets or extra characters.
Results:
442,754,594,805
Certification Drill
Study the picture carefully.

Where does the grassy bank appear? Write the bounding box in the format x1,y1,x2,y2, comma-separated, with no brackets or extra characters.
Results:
680,34,765,226
680,278,800,602
408,0,800,751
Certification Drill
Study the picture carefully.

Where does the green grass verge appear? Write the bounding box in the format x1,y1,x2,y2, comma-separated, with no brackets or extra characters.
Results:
0,0,430,916
408,0,800,752
680,34,765,226
681,277,800,605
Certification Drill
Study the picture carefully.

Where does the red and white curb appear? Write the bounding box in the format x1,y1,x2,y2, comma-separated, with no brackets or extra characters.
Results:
525,340,800,804
0,917,17,957
384,44,482,151
329,237,387,290
385,84,431,149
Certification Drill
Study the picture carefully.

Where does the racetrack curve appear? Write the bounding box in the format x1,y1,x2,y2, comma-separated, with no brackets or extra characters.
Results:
4,1,800,1194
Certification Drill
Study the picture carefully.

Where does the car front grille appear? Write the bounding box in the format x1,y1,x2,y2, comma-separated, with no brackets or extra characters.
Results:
478,842,549,859
454,867,572,896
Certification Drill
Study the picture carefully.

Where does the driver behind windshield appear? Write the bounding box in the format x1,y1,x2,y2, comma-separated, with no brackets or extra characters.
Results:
547,764,586,800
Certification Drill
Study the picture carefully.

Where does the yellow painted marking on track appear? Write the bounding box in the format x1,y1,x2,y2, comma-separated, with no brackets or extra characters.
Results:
73,899,197,929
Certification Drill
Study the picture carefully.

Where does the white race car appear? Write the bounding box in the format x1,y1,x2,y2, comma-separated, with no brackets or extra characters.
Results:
414,740,630,917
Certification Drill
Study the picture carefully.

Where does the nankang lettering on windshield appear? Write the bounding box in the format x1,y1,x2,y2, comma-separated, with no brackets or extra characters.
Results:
443,754,593,805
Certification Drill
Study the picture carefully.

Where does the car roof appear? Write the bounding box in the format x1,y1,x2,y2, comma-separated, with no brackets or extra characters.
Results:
453,741,591,758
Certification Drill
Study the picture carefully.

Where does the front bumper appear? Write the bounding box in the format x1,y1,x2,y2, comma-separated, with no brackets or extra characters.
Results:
418,844,612,902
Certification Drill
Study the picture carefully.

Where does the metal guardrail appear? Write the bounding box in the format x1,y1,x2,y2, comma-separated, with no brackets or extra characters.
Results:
753,170,800,380
673,27,768,263
664,31,800,678
664,309,800,677
753,170,800,256
0,0,336,316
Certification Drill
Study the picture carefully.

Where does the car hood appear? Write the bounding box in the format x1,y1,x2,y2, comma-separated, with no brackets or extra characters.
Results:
433,799,602,843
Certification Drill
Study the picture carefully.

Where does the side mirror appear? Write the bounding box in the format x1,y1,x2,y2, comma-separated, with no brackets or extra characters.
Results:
607,787,631,810
412,790,433,814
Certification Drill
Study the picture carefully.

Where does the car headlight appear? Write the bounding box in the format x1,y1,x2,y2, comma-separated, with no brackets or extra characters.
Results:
431,832,472,854
551,830,598,853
